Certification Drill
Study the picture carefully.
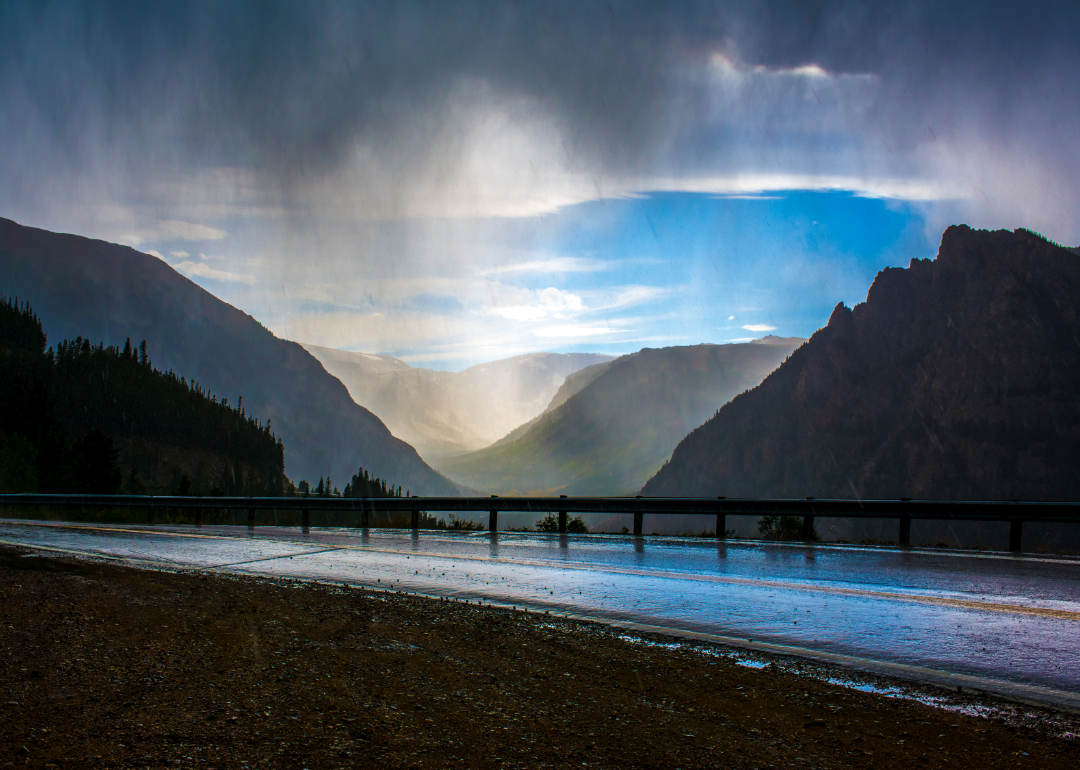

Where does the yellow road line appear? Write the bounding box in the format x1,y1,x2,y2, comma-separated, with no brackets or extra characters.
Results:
3,520,1078,621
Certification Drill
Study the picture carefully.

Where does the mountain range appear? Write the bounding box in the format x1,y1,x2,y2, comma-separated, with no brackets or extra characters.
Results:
0,217,461,495
11,213,1075,545
435,337,803,497
302,345,613,459
642,226,1080,503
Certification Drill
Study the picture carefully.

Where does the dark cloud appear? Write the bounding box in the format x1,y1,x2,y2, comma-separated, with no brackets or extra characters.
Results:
1,1,1079,235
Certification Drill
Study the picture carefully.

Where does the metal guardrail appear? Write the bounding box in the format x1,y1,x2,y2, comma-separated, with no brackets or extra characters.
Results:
2,494,1079,552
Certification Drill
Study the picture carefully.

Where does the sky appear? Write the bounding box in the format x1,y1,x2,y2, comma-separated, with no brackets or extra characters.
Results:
1,1,1078,369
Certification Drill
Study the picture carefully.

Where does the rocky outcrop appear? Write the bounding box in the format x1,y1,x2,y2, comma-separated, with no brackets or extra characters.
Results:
642,226,1080,501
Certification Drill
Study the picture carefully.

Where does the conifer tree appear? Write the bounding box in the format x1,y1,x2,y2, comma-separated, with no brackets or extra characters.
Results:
2,298,284,495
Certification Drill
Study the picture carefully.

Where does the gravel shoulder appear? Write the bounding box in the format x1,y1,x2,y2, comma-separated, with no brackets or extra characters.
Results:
1,544,1077,769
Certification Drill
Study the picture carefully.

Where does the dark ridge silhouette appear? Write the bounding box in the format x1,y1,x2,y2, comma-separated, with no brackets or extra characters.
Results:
0,217,461,495
642,226,1080,502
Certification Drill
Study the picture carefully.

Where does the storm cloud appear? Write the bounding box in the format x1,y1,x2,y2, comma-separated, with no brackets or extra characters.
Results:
2,1,1078,365
2,2,1077,216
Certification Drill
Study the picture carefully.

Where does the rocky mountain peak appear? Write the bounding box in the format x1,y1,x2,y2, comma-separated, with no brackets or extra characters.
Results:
642,225,1080,501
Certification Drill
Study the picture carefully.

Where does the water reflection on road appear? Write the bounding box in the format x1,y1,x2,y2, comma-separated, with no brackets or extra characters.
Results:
2,520,1078,698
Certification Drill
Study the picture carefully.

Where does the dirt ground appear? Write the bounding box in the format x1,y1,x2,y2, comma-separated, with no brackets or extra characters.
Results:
1,544,1077,769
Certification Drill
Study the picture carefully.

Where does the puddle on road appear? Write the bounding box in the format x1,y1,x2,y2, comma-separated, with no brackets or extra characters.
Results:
3,519,1080,710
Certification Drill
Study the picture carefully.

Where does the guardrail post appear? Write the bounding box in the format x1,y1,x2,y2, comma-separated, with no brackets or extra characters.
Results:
1009,519,1023,553
302,508,310,530
411,508,420,530
489,495,498,532
633,511,643,536
361,500,369,528
899,516,911,546
558,495,567,534
716,513,726,540
247,508,255,529
801,515,814,542
194,507,202,528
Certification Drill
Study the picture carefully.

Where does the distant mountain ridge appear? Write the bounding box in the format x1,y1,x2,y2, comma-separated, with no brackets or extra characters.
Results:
642,226,1080,501
435,337,803,496
485,358,616,450
0,217,460,494
302,345,614,458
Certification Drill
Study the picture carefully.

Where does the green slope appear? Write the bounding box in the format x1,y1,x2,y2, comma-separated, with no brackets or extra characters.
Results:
483,359,615,451
433,338,803,495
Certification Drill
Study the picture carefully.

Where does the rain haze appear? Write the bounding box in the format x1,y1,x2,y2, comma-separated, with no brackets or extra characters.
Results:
4,4,1080,765
3,1,1079,368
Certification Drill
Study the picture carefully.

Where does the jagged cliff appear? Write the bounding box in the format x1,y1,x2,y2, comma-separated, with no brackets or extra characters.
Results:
642,226,1080,501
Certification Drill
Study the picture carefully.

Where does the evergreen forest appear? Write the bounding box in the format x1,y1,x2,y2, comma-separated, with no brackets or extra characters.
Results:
287,467,455,528
0,297,285,495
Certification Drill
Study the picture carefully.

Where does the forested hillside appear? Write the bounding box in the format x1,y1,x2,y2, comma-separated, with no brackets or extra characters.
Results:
0,298,283,495
0,217,461,495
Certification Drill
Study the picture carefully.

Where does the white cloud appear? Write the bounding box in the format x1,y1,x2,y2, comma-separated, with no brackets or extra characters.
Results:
619,334,689,344
709,55,869,83
120,219,228,247
712,194,784,200
155,220,229,241
638,173,964,203
728,315,735,320
170,250,189,257
533,323,628,338
478,257,608,276
593,285,673,311
172,260,257,285
741,324,777,332
488,286,585,322
146,249,165,260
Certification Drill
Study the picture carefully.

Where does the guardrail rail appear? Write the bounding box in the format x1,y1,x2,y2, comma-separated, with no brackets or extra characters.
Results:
3,494,1079,552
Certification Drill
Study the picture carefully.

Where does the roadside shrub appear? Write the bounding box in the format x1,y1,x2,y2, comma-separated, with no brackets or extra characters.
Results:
446,514,484,531
535,513,589,533
758,515,819,541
